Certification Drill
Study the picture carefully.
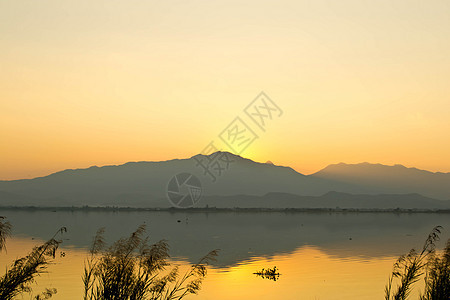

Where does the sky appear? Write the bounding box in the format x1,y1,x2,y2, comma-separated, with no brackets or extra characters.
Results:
1,0,450,180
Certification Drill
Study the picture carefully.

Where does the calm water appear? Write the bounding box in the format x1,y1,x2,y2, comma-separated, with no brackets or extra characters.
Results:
1,210,449,299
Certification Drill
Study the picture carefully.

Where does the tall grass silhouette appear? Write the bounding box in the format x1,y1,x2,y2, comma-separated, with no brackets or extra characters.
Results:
420,239,450,299
0,216,66,299
385,226,449,300
0,216,11,252
83,224,219,300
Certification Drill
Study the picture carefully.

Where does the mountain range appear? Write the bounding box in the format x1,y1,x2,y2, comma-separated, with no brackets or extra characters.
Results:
0,152,449,209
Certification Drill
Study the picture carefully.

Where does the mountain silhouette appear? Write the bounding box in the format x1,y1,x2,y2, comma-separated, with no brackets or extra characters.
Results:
312,162,450,200
0,152,449,208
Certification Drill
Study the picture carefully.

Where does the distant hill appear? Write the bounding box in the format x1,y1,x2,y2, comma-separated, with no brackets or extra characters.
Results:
0,152,339,207
311,162,450,200
0,152,449,208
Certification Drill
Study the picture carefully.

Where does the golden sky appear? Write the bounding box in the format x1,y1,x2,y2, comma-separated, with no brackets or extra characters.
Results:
1,0,450,180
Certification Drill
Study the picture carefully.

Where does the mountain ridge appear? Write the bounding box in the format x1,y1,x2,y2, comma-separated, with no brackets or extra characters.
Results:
314,162,450,176
3,153,448,183
312,160,450,200
0,151,449,208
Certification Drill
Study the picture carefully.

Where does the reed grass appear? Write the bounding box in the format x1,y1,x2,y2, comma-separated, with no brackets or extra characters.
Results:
420,239,450,299
0,216,12,252
0,216,66,300
385,226,449,300
82,224,219,300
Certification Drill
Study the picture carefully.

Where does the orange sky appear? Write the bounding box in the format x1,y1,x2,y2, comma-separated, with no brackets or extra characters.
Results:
1,0,450,180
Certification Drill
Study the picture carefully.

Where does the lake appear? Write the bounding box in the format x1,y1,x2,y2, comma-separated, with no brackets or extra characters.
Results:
1,210,449,299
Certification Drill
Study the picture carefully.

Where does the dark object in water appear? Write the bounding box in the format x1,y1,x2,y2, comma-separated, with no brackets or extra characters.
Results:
254,266,281,281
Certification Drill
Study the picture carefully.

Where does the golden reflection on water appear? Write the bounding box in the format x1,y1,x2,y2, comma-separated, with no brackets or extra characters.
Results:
197,247,398,300
0,237,417,300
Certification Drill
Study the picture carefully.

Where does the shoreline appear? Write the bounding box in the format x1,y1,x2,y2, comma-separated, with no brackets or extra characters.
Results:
0,206,449,214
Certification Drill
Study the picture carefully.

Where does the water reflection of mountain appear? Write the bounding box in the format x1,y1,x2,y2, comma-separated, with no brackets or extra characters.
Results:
2,210,449,267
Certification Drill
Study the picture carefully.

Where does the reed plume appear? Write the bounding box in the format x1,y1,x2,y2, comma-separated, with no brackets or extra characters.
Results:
83,225,218,300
